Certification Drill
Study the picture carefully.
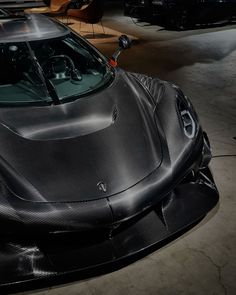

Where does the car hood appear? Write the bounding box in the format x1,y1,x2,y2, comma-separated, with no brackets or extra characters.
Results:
0,71,162,202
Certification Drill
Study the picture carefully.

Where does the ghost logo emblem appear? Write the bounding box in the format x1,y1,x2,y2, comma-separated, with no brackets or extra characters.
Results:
97,181,107,193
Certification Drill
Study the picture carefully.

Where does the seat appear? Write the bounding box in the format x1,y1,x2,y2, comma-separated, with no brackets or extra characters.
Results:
67,0,105,38
25,0,71,16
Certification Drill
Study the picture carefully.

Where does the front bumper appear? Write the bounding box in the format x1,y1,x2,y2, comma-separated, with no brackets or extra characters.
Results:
0,166,219,294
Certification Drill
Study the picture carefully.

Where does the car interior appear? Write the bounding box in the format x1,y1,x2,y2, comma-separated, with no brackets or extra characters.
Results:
0,33,111,105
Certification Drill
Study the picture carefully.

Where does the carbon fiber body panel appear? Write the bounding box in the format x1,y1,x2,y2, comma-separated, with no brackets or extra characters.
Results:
0,15,219,292
0,69,219,292
0,166,218,294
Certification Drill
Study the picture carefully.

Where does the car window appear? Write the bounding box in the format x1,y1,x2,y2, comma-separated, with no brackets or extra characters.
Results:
0,33,114,106
0,42,51,105
31,33,114,103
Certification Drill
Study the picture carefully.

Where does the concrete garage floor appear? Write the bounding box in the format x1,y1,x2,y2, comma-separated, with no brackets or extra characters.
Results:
20,2,236,295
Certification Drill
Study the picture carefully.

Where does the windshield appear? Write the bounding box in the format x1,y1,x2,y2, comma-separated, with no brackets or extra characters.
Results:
0,33,114,106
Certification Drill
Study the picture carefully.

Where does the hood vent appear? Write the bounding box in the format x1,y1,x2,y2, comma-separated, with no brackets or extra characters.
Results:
112,106,118,123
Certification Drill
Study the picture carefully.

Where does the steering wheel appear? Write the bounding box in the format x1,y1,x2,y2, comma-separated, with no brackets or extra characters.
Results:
42,54,82,82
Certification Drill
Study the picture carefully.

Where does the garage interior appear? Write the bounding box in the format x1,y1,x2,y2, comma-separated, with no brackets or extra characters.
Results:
2,0,235,294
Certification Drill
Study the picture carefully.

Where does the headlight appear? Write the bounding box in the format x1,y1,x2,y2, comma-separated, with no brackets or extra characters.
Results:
174,85,199,139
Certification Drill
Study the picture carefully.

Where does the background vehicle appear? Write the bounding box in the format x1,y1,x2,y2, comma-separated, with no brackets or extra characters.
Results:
124,0,236,29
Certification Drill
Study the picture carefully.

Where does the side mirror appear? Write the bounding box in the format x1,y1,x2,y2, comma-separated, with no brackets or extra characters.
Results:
109,35,132,67
119,35,132,49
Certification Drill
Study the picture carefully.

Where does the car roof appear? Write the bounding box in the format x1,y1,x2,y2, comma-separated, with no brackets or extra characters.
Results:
0,11,69,43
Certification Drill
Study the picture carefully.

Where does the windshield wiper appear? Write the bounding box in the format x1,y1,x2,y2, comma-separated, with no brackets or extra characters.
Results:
26,42,60,105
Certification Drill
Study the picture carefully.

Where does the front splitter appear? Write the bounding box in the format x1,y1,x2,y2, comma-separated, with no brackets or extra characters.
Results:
0,169,219,294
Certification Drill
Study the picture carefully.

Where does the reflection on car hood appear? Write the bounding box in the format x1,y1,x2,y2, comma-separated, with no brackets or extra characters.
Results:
0,71,162,202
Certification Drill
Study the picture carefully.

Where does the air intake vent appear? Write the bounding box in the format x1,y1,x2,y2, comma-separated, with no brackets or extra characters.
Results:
112,106,118,123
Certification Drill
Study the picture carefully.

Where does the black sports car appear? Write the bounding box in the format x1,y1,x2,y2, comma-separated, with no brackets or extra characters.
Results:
0,10,218,293
124,0,236,29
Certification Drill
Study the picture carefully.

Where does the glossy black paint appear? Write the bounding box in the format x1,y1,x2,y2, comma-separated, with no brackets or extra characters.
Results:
0,13,219,292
